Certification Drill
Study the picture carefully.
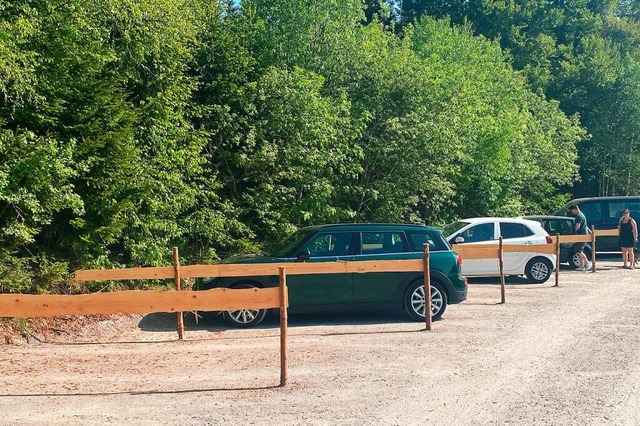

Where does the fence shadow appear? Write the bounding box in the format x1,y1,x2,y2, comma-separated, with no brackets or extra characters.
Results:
138,311,427,334
0,384,282,398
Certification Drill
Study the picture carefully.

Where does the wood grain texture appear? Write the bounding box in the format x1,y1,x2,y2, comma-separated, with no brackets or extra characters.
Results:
453,247,501,259
502,244,557,254
0,288,280,318
75,259,425,282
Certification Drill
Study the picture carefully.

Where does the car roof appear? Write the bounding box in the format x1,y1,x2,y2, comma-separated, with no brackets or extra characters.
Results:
299,223,442,232
523,215,575,221
565,196,640,204
458,217,542,226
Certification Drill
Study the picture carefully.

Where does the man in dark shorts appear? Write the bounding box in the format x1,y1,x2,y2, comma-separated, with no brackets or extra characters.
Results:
568,205,591,271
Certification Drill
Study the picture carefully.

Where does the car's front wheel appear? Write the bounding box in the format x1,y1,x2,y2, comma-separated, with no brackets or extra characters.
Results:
404,279,448,321
570,249,591,268
224,282,268,328
525,257,553,283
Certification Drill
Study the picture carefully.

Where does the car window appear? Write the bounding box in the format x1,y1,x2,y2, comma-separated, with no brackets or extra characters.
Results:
545,219,574,235
407,231,447,252
361,232,405,255
579,202,602,225
303,232,353,257
607,201,640,224
457,223,494,243
500,223,534,239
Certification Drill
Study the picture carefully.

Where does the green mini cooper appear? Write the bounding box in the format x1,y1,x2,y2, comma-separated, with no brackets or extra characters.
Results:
198,223,467,327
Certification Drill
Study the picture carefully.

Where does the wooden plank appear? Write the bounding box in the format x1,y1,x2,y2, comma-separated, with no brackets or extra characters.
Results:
557,235,593,243
502,244,557,254
424,244,431,331
75,266,174,281
279,267,288,387
594,229,619,237
554,235,560,287
499,237,505,304
173,247,184,340
76,259,426,282
454,247,501,259
0,288,281,318
452,243,500,251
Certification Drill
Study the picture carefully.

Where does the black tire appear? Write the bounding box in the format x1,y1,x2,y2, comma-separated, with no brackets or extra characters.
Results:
223,282,267,328
525,257,553,283
404,279,448,321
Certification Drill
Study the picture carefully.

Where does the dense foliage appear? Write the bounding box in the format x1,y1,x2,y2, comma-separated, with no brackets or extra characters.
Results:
404,0,640,197
2,0,620,293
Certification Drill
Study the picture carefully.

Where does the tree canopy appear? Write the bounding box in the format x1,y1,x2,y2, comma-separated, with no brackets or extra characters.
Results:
0,0,600,293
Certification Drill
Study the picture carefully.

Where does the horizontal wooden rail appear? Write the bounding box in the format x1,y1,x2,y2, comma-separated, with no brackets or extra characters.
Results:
557,235,592,243
452,246,500,259
593,229,619,237
0,288,281,318
75,259,425,282
502,244,556,254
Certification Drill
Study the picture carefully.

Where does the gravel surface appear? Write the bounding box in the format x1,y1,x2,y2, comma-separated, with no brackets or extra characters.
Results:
2,260,640,425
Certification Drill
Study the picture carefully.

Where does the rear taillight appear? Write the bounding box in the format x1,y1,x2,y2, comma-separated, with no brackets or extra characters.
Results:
545,236,553,244
457,254,463,266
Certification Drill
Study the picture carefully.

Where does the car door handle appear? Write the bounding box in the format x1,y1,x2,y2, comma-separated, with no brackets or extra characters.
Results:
524,241,534,245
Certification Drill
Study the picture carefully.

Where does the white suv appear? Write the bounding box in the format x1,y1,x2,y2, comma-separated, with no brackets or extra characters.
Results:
444,218,556,283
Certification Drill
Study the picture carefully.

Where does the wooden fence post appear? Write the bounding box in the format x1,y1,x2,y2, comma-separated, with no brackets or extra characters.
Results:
423,244,432,331
555,234,560,287
499,237,505,304
279,266,288,386
173,247,185,340
591,225,597,272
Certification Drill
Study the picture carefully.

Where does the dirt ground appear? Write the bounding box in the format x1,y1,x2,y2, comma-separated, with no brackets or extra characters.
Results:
2,259,640,425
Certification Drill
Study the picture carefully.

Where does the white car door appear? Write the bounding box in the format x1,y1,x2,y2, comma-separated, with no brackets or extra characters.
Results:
498,222,538,274
454,222,498,276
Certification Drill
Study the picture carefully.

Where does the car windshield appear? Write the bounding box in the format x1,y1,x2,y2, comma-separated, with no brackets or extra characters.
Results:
443,221,470,238
270,229,313,257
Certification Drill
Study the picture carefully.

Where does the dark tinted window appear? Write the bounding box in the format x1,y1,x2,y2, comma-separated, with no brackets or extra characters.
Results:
303,232,353,257
500,223,534,239
361,232,405,255
579,202,602,225
457,223,495,243
607,201,640,224
544,219,573,235
407,231,448,252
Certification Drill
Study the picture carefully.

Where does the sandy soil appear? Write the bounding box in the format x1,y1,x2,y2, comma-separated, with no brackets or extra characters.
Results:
2,260,640,425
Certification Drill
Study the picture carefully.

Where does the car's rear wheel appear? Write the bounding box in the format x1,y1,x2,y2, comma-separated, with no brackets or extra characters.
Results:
404,279,448,321
525,257,552,283
224,282,267,328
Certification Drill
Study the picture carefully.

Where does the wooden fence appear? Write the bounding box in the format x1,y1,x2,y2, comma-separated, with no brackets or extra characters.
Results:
452,226,621,302
0,246,435,386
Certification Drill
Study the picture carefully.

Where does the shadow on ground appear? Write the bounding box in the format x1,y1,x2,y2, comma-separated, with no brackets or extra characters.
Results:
137,310,425,334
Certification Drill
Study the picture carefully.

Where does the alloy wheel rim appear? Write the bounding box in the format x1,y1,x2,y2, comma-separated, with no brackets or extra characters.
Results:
531,262,549,280
228,309,259,324
411,285,443,318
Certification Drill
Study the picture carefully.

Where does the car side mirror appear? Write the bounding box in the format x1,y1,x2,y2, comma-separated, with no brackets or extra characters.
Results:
454,236,465,244
296,250,310,262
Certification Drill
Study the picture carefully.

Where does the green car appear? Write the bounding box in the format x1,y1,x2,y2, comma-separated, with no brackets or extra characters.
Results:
198,224,468,327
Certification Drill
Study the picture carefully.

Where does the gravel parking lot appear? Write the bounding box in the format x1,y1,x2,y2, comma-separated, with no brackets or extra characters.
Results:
2,258,640,425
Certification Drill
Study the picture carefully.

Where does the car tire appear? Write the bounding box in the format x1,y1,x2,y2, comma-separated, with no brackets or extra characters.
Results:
525,257,553,283
404,279,448,322
570,249,591,268
223,282,268,328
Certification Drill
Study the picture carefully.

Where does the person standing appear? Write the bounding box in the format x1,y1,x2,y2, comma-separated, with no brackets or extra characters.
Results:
568,205,591,271
618,209,638,269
